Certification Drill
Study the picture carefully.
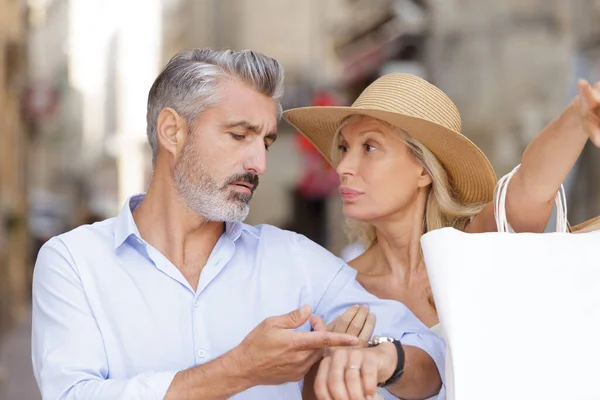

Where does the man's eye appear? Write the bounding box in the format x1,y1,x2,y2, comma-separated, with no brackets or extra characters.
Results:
230,133,245,140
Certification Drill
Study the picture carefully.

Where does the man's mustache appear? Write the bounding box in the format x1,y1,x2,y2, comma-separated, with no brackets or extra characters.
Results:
224,173,259,192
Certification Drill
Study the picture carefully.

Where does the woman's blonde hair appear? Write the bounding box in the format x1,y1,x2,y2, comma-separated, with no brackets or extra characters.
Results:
332,115,486,250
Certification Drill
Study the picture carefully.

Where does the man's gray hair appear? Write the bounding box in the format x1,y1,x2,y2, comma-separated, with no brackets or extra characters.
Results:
146,48,285,164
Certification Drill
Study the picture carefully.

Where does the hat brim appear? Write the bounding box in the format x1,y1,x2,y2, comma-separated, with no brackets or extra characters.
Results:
283,106,497,204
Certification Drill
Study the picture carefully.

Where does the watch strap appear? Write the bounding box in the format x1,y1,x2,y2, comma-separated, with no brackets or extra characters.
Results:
378,338,405,388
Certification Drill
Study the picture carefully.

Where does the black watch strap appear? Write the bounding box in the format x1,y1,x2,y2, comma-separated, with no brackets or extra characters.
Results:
378,339,405,388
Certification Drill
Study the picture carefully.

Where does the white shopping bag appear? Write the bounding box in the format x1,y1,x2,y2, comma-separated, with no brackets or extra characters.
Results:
421,165,600,400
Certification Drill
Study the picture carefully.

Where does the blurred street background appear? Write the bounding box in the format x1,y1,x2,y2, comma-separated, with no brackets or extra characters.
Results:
1,0,600,398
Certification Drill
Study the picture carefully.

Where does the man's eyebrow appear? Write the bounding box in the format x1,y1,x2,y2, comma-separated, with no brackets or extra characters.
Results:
224,120,261,132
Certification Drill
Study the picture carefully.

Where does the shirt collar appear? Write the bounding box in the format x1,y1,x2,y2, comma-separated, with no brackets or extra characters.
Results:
113,193,248,249
113,194,145,249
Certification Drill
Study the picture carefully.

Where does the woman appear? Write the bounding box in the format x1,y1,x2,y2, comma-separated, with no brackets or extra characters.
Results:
283,74,600,400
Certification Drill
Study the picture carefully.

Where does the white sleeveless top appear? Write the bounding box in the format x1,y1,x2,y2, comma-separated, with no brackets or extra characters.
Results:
375,323,448,400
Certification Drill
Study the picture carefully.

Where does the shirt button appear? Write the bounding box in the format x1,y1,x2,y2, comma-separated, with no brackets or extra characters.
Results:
197,349,206,358
194,301,200,308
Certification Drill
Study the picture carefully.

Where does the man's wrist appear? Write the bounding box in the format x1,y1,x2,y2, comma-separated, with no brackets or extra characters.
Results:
221,347,256,391
166,351,255,400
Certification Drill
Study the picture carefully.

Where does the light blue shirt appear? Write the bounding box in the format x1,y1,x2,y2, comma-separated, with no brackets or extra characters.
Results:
32,194,445,400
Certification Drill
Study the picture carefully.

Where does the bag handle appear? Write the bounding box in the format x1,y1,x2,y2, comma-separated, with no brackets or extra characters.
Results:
494,164,568,233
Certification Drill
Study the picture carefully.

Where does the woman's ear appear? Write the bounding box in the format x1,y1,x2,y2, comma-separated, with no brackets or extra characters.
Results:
418,167,433,188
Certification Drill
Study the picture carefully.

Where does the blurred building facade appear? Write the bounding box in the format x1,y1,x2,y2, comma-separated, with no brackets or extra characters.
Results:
428,0,575,173
27,0,163,227
0,0,30,336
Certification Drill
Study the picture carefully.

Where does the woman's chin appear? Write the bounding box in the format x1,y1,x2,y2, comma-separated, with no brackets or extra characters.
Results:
343,207,378,223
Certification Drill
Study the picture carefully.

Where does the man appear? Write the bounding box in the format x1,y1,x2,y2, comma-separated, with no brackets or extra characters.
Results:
32,48,444,400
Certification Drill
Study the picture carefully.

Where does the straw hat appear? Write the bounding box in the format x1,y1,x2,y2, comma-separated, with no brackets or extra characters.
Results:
283,73,497,204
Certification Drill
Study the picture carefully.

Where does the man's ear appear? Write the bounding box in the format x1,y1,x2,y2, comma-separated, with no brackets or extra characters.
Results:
156,107,188,161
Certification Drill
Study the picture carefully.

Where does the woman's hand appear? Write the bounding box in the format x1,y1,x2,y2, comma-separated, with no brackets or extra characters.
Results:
327,305,376,346
576,79,600,146
302,305,376,400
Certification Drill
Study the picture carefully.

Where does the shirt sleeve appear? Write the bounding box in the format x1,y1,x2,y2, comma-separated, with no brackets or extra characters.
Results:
292,234,446,396
32,237,178,400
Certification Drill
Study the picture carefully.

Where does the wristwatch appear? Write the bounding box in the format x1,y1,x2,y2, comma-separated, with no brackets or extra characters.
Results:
367,336,405,388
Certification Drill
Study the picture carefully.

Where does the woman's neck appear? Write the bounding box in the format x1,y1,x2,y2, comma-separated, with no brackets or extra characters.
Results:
368,190,429,282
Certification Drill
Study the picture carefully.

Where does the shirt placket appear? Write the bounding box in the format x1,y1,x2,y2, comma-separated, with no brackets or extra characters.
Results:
192,237,236,365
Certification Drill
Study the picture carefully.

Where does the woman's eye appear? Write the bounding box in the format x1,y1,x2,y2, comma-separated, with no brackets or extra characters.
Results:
365,144,376,152
337,144,348,153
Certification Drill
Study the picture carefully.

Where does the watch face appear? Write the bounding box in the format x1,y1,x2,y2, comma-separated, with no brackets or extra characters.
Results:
368,336,397,348
367,335,381,347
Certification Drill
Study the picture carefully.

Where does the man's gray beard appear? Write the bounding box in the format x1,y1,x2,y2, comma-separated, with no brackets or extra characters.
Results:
173,146,252,223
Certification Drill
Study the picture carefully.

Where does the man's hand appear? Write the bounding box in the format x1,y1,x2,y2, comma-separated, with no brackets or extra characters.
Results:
313,343,396,400
229,305,360,387
576,79,600,146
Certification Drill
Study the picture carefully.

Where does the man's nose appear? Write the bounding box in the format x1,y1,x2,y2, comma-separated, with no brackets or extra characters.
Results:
244,141,267,176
